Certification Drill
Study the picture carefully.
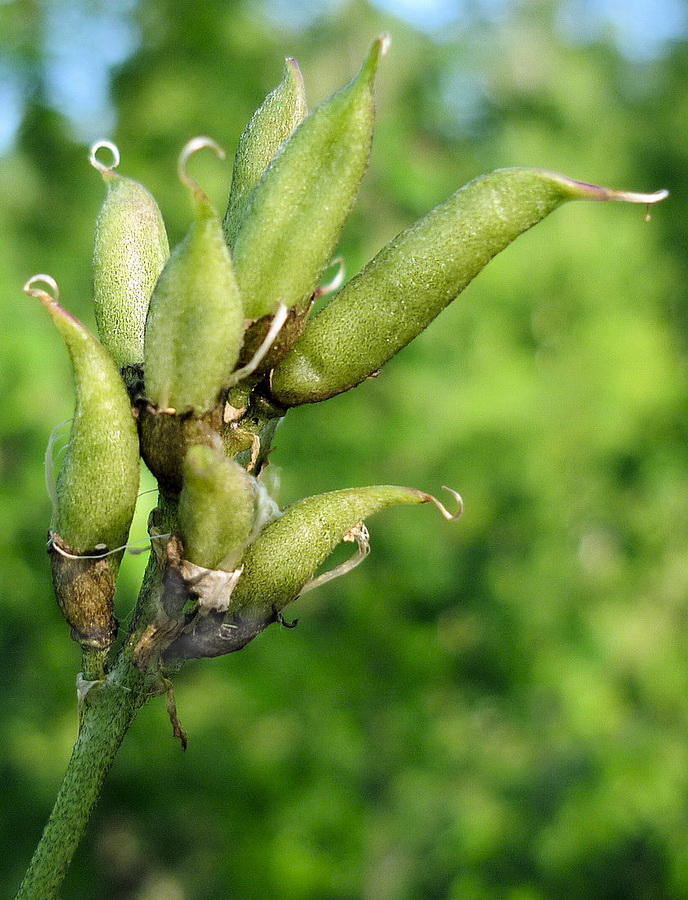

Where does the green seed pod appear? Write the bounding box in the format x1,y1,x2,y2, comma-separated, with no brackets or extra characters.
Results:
178,444,256,572
271,169,669,406
162,484,459,663
230,483,460,615
144,138,245,413
91,140,169,373
25,275,140,649
223,58,307,249
232,35,388,320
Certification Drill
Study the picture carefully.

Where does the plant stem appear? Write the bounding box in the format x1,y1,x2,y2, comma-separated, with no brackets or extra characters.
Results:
16,548,167,899
17,502,183,898
16,653,157,900
81,647,108,681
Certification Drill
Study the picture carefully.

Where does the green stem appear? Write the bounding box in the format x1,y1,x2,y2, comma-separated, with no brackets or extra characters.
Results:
16,548,167,899
16,654,157,899
81,647,108,682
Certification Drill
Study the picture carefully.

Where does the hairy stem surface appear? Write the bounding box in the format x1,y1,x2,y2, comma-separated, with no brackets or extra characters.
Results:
16,653,157,899
16,555,165,899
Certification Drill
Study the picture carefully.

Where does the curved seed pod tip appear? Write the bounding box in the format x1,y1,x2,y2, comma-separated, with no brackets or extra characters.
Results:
232,34,389,320
270,168,668,406
230,482,462,616
144,137,245,413
91,140,169,373
25,275,140,648
223,57,308,248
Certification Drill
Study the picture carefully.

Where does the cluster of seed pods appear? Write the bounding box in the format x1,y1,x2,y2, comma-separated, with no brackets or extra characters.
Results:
26,36,666,665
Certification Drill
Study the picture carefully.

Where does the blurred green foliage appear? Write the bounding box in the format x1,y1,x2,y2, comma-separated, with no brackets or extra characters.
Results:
2,0,688,897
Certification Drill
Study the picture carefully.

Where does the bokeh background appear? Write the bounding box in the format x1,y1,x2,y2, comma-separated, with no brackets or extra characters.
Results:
2,0,688,896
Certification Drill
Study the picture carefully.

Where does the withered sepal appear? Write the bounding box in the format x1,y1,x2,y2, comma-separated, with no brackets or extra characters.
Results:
48,532,119,650
134,533,284,666
236,299,312,376
161,604,280,663
137,402,223,494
